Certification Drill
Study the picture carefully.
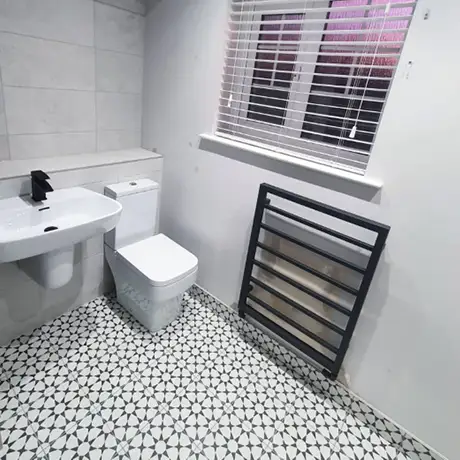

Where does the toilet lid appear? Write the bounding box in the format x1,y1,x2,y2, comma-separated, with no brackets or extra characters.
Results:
118,234,198,287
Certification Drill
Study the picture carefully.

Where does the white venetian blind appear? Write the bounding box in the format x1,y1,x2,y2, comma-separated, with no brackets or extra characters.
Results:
216,0,417,174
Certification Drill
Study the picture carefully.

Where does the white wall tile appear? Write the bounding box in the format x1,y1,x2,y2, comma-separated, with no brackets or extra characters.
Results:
50,164,120,189
97,129,141,151
97,93,141,131
0,33,95,91
4,87,96,135
0,251,107,346
9,132,96,160
95,2,144,56
0,86,6,135
0,176,30,199
79,235,104,260
96,0,146,16
83,180,114,195
116,158,162,179
118,169,162,184
0,261,31,292
0,135,8,160
0,278,41,345
0,0,94,47
96,50,143,94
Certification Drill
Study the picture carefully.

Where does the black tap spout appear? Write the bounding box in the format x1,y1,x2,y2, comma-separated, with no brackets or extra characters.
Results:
31,170,54,202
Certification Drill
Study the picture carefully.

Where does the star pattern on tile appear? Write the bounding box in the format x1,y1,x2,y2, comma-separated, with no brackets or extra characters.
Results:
0,288,441,460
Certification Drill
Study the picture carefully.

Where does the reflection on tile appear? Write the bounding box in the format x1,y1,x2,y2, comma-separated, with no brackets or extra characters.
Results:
96,50,143,94
9,133,96,160
97,93,142,132
97,0,146,16
0,33,95,90
95,2,144,56
4,87,95,135
0,0,94,47
97,129,141,152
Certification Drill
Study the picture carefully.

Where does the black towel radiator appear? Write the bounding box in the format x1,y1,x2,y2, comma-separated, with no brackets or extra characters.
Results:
238,183,390,380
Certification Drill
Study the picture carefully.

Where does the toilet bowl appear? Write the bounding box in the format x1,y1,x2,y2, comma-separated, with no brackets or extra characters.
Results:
104,179,198,332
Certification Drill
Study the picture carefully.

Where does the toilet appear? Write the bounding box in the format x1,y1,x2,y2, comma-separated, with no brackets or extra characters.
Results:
104,179,198,332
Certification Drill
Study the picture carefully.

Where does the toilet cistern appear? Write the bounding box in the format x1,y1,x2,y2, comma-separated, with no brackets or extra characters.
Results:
104,179,198,332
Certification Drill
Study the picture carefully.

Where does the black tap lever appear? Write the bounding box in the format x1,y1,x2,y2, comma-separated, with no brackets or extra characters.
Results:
31,170,54,202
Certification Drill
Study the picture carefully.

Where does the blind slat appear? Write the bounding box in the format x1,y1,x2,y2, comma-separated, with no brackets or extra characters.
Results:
219,100,380,125
226,39,405,47
228,59,396,70
229,15,413,26
218,118,373,155
219,90,384,115
220,114,376,144
228,27,409,37
216,130,368,170
221,81,391,101
220,107,377,136
223,70,393,83
233,5,414,17
232,0,416,12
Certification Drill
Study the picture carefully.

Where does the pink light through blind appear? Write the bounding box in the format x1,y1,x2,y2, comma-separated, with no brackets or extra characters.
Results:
324,0,414,44
321,0,415,79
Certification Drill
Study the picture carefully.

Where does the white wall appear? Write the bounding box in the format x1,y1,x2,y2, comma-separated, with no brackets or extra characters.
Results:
142,1,460,458
0,0,145,161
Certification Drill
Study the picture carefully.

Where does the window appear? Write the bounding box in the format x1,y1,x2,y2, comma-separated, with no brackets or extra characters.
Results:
217,0,417,174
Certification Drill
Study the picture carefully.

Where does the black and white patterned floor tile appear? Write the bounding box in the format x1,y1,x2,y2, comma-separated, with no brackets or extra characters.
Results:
99,380,161,442
121,411,197,460
335,411,400,460
0,412,41,460
199,414,270,460
44,410,127,460
25,375,95,446
398,436,444,460
230,381,287,443
165,381,227,442
0,287,443,460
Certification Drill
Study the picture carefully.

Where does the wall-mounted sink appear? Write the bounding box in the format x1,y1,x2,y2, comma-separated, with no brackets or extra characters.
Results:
0,187,122,288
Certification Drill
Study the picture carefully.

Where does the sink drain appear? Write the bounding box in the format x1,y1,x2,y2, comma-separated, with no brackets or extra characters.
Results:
44,226,58,232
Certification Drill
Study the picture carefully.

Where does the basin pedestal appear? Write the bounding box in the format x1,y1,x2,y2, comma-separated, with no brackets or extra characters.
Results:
19,246,75,289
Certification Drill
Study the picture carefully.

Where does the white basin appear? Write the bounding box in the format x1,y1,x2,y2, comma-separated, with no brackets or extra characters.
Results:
0,187,122,264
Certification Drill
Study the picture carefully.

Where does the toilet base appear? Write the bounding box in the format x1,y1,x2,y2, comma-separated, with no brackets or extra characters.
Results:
116,281,183,332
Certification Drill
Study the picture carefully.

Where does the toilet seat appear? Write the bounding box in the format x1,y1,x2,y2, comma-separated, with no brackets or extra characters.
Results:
117,234,198,287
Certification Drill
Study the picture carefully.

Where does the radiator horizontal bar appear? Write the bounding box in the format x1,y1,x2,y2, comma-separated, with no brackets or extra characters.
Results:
260,223,366,275
250,276,347,333
253,261,352,317
257,242,358,296
262,183,390,233
245,304,335,370
248,293,339,354
265,204,374,251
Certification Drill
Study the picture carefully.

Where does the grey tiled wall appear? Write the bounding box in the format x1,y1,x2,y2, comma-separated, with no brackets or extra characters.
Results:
0,0,146,161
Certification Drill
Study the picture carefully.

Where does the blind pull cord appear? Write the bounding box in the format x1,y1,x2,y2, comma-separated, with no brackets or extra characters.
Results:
349,125,357,139
350,0,392,140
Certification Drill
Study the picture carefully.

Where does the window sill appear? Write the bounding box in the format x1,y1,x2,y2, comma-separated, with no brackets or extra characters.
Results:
199,133,382,202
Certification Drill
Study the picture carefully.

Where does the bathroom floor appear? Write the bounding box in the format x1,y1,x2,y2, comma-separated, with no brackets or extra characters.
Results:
0,286,436,460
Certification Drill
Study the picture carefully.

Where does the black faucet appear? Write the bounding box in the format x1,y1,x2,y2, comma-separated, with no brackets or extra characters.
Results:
31,170,54,202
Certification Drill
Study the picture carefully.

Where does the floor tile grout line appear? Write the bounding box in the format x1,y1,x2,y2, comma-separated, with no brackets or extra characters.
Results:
0,291,438,460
